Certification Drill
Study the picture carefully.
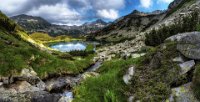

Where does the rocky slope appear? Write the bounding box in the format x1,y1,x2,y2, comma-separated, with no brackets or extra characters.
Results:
92,0,196,42
11,14,52,32
92,10,165,43
86,0,200,101
93,0,199,61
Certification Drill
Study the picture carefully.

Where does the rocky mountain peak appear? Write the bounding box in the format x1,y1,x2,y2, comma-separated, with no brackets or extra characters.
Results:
83,19,107,26
130,10,148,16
94,19,107,25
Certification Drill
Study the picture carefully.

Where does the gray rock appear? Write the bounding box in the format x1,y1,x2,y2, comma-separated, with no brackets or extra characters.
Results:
0,81,61,102
166,32,200,59
177,44,200,60
179,60,195,75
131,53,146,59
30,91,61,102
36,80,46,91
123,66,135,85
0,82,3,86
21,68,37,77
0,91,61,102
128,96,134,102
16,76,40,85
172,56,184,63
45,77,78,92
167,83,198,102
2,76,14,85
149,52,162,69
18,68,41,85
0,81,40,93
2,77,9,85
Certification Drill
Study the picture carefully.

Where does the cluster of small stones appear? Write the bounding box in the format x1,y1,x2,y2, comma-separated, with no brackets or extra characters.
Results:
94,33,145,61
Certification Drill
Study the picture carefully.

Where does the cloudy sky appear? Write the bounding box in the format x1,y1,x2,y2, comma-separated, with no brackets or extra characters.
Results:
0,0,173,25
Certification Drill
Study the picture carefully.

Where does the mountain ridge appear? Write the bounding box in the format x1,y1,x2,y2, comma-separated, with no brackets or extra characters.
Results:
11,14,108,37
90,0,197,43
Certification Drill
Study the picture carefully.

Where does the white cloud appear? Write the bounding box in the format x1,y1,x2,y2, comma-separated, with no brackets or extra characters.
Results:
91,0,125,10
28,3,82,25
0,0,126,25
0,0,28,16
97,9,119,20
158,0,173,3
140,0,152,8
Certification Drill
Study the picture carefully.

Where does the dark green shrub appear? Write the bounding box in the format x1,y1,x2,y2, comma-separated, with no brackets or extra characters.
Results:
69,50,94,57
192,63,200,100
197,24,200,31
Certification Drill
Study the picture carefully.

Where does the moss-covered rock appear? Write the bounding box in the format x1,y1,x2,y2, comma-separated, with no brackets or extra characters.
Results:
168,83,198,102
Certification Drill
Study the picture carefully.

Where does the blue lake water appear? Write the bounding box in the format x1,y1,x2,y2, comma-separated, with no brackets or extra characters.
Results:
50,42,86,52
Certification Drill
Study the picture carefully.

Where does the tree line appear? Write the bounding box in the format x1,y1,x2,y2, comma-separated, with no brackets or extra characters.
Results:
145,11,200,46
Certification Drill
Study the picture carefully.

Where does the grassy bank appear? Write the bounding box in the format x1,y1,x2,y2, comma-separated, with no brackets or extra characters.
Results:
29,32,83,44
73,58,142,102
0,11,95,79
0,29,95,78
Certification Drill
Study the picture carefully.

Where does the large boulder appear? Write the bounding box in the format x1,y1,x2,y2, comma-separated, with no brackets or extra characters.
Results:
166,32,200,60
0,81,61,102
167,83,198,102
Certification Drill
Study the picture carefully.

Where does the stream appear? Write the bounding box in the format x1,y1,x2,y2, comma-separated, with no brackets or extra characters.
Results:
47,41,102,101
45,61,102,101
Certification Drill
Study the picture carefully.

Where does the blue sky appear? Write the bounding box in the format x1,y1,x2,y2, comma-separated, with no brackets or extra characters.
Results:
121,0,172,16
0,0,173,25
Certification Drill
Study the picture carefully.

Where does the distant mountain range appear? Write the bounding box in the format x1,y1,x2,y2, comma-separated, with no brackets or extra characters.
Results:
11,14,109,37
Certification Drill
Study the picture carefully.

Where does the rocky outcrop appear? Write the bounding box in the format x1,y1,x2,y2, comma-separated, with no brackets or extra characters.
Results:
0,81,61,102
95,33,145,61
166,32,200,60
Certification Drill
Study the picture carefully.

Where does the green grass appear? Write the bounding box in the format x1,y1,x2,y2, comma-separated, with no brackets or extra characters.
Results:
131,42,181,101
0,11,94,79
0,29,95,78
73,58,142,102
29,32,82,44
74,42,182,102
